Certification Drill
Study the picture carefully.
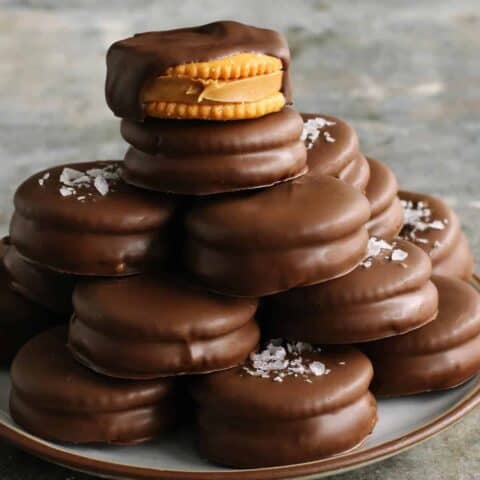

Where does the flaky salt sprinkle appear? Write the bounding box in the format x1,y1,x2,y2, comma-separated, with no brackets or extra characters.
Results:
301,117,336,149
243,339,330,383
38,172,50,187
52,163,122,200
361,237,409,268
399,199,447,247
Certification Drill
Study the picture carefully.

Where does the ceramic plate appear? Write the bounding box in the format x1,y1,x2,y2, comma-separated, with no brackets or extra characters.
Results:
1,278,480,480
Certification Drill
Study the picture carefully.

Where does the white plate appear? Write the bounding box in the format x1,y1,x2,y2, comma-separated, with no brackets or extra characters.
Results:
0,369,479,480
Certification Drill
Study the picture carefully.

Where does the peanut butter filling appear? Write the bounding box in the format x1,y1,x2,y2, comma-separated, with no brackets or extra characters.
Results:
142,71,283,105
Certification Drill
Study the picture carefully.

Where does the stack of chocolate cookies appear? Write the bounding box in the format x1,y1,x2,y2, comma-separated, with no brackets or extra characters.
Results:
2,20,479,469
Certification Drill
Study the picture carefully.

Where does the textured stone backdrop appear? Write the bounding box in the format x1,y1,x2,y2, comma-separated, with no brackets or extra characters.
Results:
0,1,479,479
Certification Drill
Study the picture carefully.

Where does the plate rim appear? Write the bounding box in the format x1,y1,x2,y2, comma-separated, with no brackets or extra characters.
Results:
1,275,480,480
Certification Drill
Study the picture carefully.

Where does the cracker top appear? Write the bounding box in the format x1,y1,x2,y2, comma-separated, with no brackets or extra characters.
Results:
106,21,292,121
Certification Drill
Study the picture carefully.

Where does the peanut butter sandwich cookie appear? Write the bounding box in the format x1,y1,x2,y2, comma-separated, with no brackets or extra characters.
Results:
106,21,291,121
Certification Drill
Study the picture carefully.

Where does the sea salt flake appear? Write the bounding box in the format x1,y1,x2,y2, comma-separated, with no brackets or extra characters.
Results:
309,361,327,376
301,117,336,149
323,131,336,143
391,248,408,262
244,339,328,383
429,220,446,230
60,186,75,197
94,175,109,196
361,237,408,267
399,199,447,247
60,168,85,186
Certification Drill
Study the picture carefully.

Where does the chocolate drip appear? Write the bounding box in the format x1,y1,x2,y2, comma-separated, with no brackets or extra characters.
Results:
106,21,292,120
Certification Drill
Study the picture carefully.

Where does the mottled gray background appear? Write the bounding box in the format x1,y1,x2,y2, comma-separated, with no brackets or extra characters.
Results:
0,0,479,479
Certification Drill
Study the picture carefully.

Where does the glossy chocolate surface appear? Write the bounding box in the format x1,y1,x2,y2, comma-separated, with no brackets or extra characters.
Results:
69,275,259,378
0,241,65,365
4,243,75,314
10,326,179,444
302,113,369,190
122,108,307,195
263,240,438,343
10,161,176,276
365,157,403,240
398,190,474,280
364,275,480,396
191,346,377,468
184,175,370,296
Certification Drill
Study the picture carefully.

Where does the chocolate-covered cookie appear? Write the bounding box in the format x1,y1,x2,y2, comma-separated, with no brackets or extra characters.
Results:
122,108,307,195
0,240,65,365
10,161,176,276
10,326,180,444
365,158,403,241
263,238,438,343
191,339,377,468
363,275,480,396
106,21,291,121
184,175,371,296
69,275,259,379
399,191,474,280
302,114,370,191
4,242,75,314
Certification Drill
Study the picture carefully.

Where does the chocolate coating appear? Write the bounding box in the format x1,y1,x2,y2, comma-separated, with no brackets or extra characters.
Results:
399,191,474,280
338,153,371,192
69,275,259,379
0,242,65,365
302,113,370,190
184,175,371,296
365,158,403,241
263,240,438,343
106,21,292,120
363,275,480,396
10,326,180,444
10,161,176,276
4,243,75,314
122,108,308,195
191,347,377,468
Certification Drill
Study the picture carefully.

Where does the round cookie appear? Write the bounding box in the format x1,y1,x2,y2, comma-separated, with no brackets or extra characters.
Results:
106,21,292,121
4,241,75,314
263,238,438,343
10,161,176,276
10,326,180,444
69,275,260,379
301,114,370,191
122,108,307,195
0,242,65,365
363,275,480,396
399,191,474,280
365,158,403,241
190,339,377,468
184,174,371,296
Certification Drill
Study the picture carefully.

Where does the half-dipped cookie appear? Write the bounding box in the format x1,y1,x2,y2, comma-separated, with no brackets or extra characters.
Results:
302,114,370,191
184,175,371,296
10,161,176,276
399,191,474,280
122,108,307,195
365,157,403,241
263,238,438,343
191,339,377,468
363,275,480,396
106,21,291,121
69,274,259,379
0,240,65,364
10,326,180,444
